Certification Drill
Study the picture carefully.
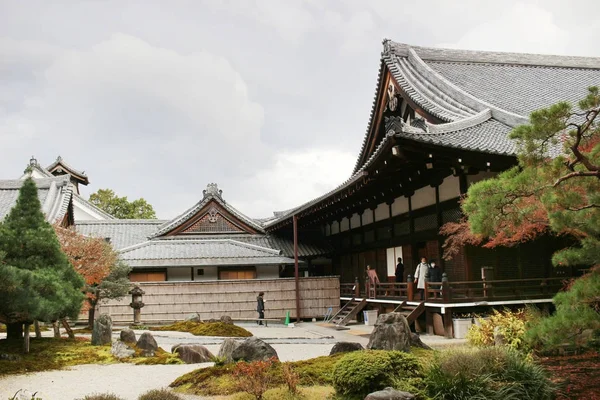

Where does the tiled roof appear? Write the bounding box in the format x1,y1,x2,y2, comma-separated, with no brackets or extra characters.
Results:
119,239,297,267
0,176,73,223
153,183,264,237
76,219,167,250
157,234,332,257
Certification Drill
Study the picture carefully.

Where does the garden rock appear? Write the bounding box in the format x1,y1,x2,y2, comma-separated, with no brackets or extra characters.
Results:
220,315,233,325
186,313,201,323
329,341,364,355
366,312,411,352
364,387,416,400
111,340,135,359
231,336,278,362
218,338,241,363
174,345,215,364
410,333,432,350
120,329,136,343
0,353,21,361
91,313,112,345
136,332,158,356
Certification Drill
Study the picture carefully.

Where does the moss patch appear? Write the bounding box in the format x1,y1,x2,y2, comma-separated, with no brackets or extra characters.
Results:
0,337,183,375
0,323,49,333
171,353,347,396
229,385,335,400
151,321,252,337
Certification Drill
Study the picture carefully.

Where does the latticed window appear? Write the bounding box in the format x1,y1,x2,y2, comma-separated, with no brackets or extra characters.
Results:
414,214,437,231
184,212,243,233
394,220,410,236
442,208,462,223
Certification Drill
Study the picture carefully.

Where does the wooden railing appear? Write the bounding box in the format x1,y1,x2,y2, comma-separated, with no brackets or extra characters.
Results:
341,274,566,304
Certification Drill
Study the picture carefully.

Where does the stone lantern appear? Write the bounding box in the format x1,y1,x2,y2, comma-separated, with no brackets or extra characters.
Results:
129,285,145,324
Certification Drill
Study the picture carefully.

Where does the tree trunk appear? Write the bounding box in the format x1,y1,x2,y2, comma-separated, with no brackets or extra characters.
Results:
34,320,42,338
87,304,96,329
6,322,23,340
23,323,30,353
52,321,61,338
61,318,74,339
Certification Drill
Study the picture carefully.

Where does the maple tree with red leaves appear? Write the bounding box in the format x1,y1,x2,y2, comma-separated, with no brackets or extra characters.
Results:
55,226,131,328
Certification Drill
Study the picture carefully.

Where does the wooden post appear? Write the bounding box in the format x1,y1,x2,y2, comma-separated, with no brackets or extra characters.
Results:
426,310,434,335
354,276,360,298
407,274,414,301
424,271,430,301
441,273,450,303
293,215,301,323
443,309,453,338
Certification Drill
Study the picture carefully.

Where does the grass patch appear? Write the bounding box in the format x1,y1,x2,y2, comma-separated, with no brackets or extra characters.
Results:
0,337,183,375
151,321,252,337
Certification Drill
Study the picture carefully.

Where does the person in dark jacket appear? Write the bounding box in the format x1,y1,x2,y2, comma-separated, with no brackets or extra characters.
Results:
395,257,404,283
256,292,265,325
429,260,442,282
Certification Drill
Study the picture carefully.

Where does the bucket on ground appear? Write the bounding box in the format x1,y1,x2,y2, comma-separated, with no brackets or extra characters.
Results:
363,310,378,326
452,318,473,339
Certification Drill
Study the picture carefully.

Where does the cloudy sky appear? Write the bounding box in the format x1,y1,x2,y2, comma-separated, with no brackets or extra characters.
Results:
1,0,598,219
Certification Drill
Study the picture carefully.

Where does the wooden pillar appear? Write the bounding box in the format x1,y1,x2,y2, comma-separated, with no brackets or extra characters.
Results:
443,308,453,338
435,184,445,270
426,310,434,335
293,215,301,322
407,274,414,301
190,267,194,281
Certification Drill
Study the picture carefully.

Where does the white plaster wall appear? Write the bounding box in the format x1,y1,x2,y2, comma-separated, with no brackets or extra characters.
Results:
194,266,218,281
256,265,280,279
411,186,436,211
331,221,340,235
467,171,498,187
392,196,409,216
362,209,374,226
167,267,192,281
374,202,389,222
350,213,361,229
439,175,461,202
340,217,350,232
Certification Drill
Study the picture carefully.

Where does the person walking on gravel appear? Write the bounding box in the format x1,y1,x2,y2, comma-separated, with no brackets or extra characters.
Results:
256,292,265,325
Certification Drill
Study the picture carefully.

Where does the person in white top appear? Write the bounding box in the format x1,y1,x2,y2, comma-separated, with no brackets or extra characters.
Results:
414,257,430,300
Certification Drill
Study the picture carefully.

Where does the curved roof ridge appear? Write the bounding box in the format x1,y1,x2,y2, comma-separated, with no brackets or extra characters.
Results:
46,156,89,182
386,40,600,69
405,48,528,127
428,109,493,134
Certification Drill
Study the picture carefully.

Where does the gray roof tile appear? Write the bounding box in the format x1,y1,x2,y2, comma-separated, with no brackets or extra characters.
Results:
75,220,167,250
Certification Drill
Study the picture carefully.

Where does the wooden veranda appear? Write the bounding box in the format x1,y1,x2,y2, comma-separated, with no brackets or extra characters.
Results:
339,274,565,338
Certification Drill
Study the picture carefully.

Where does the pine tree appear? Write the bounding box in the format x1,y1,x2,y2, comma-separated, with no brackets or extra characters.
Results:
0,177,84,351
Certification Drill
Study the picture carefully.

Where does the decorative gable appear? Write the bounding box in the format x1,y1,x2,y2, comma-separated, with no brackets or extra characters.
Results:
182,206,245,234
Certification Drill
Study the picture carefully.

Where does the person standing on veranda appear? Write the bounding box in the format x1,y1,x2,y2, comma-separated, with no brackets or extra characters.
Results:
414,257,430,300
366,265,380,299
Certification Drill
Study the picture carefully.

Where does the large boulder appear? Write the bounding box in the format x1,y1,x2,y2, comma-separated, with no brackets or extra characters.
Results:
218,338,241,364
186,313,201,323
329,342,364,355
111,340,135,359
231,337,278,362
365,387,416,400
220,315,233,325
120,329,136,344
136,332,158,356
409,333,432,350
366,312,411,352
174,345,215,364
91,314,112,346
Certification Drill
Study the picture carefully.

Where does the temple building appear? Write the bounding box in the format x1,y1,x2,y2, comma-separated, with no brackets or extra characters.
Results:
264,40,600,286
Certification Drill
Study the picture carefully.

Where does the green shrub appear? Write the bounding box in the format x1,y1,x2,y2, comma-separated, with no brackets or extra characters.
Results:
78,394,124,400
425,347,555,400
467,308,539,352
137,389,182,400
526,268,600,353
332,350,422,398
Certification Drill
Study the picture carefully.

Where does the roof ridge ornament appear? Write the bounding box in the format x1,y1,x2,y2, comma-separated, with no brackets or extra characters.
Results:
203,183,223,199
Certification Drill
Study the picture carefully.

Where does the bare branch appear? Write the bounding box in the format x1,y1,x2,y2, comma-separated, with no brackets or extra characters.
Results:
554,171,600,186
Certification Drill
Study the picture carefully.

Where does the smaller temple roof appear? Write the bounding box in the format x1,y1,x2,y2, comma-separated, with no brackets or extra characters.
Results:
119,238,298,267
153,183,264,237
76,219,168,250
0,176,73,223
46,156,90,185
